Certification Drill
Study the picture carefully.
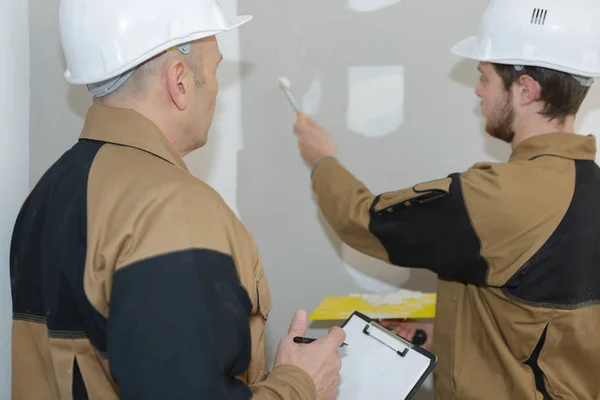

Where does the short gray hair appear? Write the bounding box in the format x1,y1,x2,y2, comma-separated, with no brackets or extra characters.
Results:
87,43,203,98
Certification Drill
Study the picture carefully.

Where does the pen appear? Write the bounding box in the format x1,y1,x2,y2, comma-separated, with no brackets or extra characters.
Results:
293,336,349,347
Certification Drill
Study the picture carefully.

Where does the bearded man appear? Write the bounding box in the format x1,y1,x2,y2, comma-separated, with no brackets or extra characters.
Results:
291,0,600,398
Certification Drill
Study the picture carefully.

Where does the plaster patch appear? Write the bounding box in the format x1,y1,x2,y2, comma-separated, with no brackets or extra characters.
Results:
184,0,244,217
360,289,429,306
578,109,600,136
301,76,322,115
1,0,30,395
347,66,404,138
204,75,244,216
347,0,402,12
342,244,409,293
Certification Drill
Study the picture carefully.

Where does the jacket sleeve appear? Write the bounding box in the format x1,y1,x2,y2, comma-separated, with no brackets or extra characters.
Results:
311,157,490,285
105,183,315,400
250,366,316,399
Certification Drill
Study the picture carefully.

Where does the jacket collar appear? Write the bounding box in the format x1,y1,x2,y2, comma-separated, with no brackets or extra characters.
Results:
79,105,189,171
509,132,597,163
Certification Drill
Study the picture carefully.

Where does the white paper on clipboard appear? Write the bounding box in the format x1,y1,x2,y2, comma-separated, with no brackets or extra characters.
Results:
336,311,437,400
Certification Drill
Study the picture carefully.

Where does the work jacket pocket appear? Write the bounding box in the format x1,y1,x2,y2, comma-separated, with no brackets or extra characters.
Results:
256,270,273,320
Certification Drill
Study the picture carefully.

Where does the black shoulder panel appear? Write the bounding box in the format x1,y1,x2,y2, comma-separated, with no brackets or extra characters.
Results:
10,139,108,352
504,160,600,308
369,173,489,285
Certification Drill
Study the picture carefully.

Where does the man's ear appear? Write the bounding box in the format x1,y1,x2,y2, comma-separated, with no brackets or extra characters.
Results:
165,59,188,111
517,75,540,106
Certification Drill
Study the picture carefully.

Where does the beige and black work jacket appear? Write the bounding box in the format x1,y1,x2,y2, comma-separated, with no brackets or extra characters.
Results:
10,106,315,399
311,133,600,399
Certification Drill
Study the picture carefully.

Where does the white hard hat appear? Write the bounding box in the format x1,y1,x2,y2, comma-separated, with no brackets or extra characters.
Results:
451,0,600,79
59,0,251,94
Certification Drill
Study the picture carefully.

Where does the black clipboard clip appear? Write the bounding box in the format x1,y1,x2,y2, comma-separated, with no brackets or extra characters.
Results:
362,321,413,357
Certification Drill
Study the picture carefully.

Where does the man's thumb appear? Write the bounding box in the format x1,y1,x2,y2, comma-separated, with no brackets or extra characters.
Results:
288,309,308,336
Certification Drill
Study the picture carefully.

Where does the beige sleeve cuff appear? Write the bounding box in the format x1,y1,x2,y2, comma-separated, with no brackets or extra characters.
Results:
250,364,316,400
311,156,342,188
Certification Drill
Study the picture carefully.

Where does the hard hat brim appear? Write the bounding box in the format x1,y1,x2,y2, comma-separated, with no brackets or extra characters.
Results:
221,15,253,34
450,37,478,60
450,36,600,77
64,14,253,85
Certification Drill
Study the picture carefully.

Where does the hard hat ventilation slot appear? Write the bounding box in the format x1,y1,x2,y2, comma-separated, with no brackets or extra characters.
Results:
530,8,548,25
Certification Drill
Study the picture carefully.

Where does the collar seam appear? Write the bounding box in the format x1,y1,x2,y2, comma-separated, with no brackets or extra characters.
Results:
528,153,594,161
80,137,178,167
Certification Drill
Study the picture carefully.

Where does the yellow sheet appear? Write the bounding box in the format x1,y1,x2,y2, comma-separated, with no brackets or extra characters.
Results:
309,293,436,321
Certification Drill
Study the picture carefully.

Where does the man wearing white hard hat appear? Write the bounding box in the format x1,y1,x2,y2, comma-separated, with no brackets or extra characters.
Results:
293,0,600,398
9,0,345,399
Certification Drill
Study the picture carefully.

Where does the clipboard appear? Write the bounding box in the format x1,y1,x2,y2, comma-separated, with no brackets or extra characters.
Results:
337,311,437,399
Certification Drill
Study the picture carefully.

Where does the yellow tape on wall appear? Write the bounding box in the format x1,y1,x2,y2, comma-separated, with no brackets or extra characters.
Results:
310,293,436,321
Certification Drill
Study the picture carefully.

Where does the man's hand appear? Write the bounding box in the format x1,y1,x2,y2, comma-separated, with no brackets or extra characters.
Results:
379,319,434,351
274,310,345,400
293,114,337,169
